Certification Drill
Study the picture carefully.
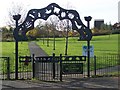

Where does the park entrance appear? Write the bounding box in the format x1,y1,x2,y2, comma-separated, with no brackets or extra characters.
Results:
1,3,93,81
12,3,93,81
0,3,119,84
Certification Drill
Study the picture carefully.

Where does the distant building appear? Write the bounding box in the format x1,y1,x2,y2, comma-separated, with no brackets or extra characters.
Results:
118,1,120,22
94,19,104,29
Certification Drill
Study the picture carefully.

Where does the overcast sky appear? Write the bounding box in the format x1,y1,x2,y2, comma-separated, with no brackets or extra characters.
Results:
0,0,119,28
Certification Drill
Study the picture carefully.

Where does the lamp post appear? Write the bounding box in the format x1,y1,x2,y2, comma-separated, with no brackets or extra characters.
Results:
84,16,92,77
13,14,21,80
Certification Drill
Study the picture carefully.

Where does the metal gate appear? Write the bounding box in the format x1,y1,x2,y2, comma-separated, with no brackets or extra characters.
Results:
34,54,87,81
61,56,87,80
18,56,33,80
0,55,87,81
34,55,61,81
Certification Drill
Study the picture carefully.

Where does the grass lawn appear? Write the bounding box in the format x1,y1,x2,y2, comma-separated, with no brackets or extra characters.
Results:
36,34,119,71
1,41,30,61
1,34,118,58
0,34,119,75
36,34,118,56
1,41,30,73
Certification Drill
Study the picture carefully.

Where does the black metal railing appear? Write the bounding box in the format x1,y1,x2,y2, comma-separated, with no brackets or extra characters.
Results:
90,55,119,77
34,54,61,81
61,56,87,80
0,57,10,80
18,56,33,79
0,56,33,80
34,54,87,81
1,54,119,81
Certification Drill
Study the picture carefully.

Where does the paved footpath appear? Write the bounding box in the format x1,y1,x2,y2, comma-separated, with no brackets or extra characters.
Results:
2,42,119,90
2,77,119,90
28,41,48,57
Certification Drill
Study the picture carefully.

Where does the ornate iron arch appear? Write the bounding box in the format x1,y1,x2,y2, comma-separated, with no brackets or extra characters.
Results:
13,3,92,41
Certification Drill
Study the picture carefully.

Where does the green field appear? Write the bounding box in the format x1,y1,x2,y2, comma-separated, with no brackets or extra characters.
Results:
1,42,30,73
1,42,30,61
36,34,118,56
0,34,119,74
1,34,118,59
36,34,119,71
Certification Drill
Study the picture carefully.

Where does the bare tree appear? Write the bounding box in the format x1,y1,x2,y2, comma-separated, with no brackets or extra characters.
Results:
56,2,74,55
63,20,72,55
48,16,60,50
7,2,27,27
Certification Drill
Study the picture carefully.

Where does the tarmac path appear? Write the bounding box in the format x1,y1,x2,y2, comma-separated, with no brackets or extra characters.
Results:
28,41,48,57
2,77,119,90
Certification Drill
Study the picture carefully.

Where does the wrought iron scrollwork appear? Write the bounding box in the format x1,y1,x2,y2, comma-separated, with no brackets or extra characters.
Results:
13,3,92,41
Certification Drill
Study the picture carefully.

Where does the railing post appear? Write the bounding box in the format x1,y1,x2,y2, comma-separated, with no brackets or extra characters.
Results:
7,57,10,80
32,54,35,79
60,54,62,81
53,53,55,79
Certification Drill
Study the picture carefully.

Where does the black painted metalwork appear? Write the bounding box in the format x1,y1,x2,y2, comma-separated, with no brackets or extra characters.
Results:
84,16,92,77
0,57,10,80
13,3,92,41
1,55,119,81
13,14,21,80
34,55,61,81
12,3,93,80
19,56,33,79
34,54,87,81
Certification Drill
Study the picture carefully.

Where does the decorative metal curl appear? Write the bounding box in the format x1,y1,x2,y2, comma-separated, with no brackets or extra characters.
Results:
13,3,92,41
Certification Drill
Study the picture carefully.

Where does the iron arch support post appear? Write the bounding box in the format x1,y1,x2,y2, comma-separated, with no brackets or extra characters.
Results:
13,14,21,80
87,40,90,77
84,16,92,77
